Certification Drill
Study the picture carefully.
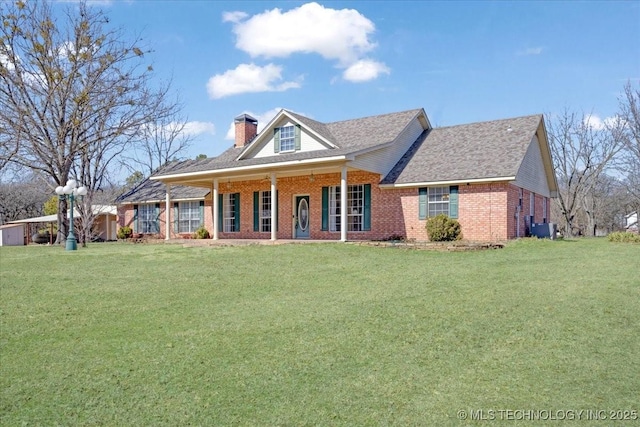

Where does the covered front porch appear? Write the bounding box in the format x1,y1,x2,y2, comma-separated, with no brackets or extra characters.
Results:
153,161,378,242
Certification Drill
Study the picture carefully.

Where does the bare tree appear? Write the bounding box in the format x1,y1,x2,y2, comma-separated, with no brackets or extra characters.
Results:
0,127,19,173
0,175,49,224
547,109,624,237
0,0,178,244
124,108,195,176
581,173,630,235
615,81,640,227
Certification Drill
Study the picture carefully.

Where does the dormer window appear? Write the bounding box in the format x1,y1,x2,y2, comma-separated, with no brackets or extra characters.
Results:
279,126,295,152
274,124,301,153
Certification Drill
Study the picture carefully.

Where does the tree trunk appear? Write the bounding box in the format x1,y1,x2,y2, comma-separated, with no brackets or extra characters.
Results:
55,197,68,245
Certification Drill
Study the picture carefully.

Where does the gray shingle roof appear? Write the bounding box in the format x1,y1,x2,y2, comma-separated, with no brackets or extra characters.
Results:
116,180,209,204
153,108,423,177
286,111,335,142
116,161,210,204
323,109,423,152
381,114,543,184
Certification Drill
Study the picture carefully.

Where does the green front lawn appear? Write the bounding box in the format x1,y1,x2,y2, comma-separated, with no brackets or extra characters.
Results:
1,239,638,425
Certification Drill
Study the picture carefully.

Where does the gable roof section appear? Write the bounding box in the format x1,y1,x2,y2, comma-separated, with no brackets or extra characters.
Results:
152,108,426,179
324,109,427,154
235,110,337,160
381,114,546,186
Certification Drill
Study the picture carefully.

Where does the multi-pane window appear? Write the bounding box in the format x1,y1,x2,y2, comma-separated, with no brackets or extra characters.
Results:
138,204,157,233
347,185,364,231
329,187,341,232
279,125,295,152
223,193,236,232
260,191,271,232
419,186,458,219
178,201,201,233
329,184,365,232
428,187,450,217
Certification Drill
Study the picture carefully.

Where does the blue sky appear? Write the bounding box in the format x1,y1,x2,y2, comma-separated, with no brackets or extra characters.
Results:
56,1,640,160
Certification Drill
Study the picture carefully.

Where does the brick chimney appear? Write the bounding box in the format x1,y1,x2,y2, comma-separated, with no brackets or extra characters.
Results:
234,114,258,148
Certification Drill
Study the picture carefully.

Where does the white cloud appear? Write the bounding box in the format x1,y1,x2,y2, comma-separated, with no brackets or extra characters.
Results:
342,59,390,82
225,107,298,140
182,121,215,137
0,51,16,73
213,2,389,97
1,46,46,86
206,63,301,99
517,47,544,56
583,114,618,131
227,2,378,65
222,11,248,24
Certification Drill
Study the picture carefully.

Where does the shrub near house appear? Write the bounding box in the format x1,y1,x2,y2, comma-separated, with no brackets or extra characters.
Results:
426,214,462,241
608,231,640,243
117,226,132,240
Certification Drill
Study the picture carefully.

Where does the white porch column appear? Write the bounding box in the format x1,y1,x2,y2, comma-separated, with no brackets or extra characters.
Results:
165,184,171,240
213,178,219,240
340,166,347,242
271,172,277,241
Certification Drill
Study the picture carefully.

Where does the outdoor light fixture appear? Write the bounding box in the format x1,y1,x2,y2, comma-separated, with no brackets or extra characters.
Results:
55,179,88,251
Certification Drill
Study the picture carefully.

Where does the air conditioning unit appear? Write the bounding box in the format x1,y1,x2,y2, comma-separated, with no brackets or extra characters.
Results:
531,223,557,239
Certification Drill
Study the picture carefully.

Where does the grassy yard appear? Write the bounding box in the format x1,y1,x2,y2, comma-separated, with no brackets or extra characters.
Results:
1,239,638,425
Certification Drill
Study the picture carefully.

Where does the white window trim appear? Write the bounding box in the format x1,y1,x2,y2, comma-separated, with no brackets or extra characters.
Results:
329,186,340,232
139,203,157,233
223,193,236,232
260,190,272,233
329,185,365,232
178,201,200,233
428,186,450,217
347,185,364,232
279,125,295,153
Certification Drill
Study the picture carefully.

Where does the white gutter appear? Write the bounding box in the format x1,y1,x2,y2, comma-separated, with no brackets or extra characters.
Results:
150,155,348,181
379,176,516,189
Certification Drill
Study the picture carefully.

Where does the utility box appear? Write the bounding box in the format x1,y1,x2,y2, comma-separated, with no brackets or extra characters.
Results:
531,223,557,239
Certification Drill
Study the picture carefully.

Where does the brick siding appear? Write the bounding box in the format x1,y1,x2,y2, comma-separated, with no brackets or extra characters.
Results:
118,174,550,242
